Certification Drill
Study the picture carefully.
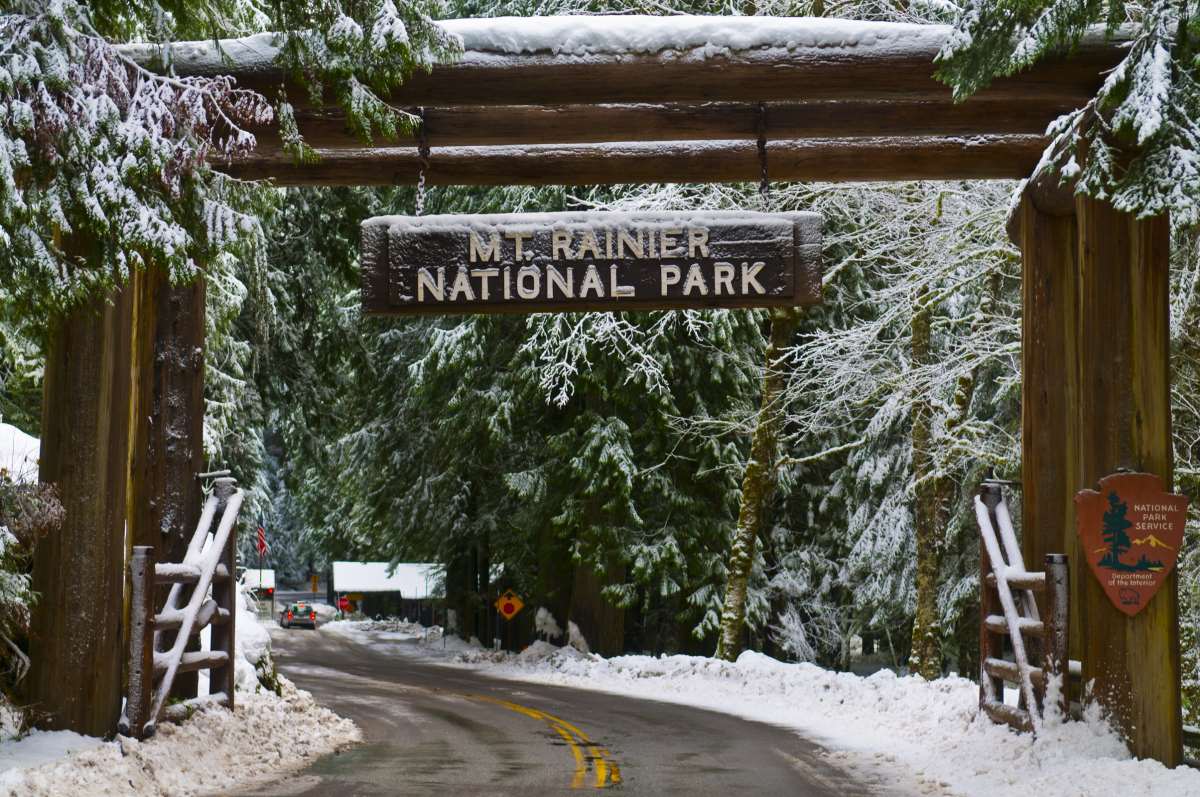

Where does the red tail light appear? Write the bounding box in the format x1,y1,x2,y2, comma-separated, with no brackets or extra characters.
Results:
310,611,316,620
287,611,293,620
266,588,274,596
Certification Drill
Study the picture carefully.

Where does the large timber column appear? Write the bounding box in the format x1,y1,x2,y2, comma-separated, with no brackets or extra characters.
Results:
1074,196,1179,764
127,266,207,698
1020,186,1180,764
1017,188,1081,660
29,289,133,735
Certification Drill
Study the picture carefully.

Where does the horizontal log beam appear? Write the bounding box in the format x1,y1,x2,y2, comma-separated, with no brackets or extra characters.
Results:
250,99,1077,153
219,136,1045,186
125,21,1121,108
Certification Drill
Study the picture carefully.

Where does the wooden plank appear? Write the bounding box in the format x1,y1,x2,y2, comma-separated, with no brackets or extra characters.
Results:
1075,196,1180,764
1018,189,1081,692
157,650,229,675
984,571,1046,591
984,657,1046,689
983,615,1045,637
250,99,1081,152
208,481,239,712
220,136,1046,187
981,699,1034,733
362,211,821,316
28,287,133,736
155,564,232,585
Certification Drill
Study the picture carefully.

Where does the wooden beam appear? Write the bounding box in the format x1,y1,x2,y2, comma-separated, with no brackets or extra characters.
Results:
220,136,1045,186
127,24,1120,108
251,99,1079,152
1018,188,1081,687
29,288,133,735
1075,196,1180,765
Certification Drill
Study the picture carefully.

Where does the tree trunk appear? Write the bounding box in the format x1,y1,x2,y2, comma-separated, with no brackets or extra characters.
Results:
909,300,946,679
28,289,133,735
715,309,797,661
568,558,625,656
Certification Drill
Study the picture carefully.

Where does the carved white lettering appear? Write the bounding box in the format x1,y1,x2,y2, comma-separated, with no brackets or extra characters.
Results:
417,267,444,302
552,230,573,260
713,262,735,295
617,228,644,259
688,227,711,258
742,261,766,294
506,230,533,261
472,268,499,300
547,265,574,299
579,265,605,298
469,232,501,263
660,264,681,295
610,265,634,298
517,266,541,299
577,231,603,259
448,267,476,301
682,264,709,296
661,227,683,257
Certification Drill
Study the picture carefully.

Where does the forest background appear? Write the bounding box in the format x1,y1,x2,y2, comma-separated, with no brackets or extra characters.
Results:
4,0,1200,728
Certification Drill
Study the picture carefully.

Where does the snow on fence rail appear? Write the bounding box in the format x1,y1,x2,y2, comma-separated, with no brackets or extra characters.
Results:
976,481,1079,734
120,477,243,739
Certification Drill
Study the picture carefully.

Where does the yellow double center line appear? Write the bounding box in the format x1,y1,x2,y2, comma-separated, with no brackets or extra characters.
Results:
467,693,622,789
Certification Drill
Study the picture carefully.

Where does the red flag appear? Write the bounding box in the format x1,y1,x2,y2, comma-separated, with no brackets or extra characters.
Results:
256,526,268,557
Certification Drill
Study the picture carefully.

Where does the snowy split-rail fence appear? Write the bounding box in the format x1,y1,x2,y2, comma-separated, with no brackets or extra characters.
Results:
976,481,1078,734
121,476,243,739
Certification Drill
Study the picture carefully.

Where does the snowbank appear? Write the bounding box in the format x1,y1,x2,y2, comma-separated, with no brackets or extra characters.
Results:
330,621,1200,797
0,588,359,796
0,423,38,483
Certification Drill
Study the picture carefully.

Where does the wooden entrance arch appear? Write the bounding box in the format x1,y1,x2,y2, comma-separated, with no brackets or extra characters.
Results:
35,16,1179,764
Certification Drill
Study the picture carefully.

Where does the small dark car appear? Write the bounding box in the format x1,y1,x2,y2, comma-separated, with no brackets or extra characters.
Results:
280,601,317,629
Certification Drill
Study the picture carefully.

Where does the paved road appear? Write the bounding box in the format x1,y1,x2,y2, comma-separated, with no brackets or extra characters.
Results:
232,628,888,796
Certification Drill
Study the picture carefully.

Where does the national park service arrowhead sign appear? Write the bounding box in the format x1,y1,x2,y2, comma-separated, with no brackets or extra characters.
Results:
361,211,822,315
1075,472,1187,616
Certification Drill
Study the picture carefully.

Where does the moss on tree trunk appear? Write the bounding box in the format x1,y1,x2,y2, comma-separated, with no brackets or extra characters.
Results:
715,309,797,662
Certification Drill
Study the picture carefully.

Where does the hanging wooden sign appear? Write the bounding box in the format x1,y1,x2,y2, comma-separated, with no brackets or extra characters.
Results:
1075,472,1187,617
360,211,822,315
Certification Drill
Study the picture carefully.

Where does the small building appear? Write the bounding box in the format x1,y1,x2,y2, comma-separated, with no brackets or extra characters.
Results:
331,562,441,621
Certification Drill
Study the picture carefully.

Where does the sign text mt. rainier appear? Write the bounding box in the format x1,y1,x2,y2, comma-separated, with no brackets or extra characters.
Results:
361,211,822,315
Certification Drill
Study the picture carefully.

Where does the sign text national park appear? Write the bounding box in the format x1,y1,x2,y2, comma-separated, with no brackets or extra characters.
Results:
361,211,822,315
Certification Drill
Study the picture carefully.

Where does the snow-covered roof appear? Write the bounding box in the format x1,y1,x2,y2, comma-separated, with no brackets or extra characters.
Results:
332,562,439,597
0,422,39,483
242,569,275,590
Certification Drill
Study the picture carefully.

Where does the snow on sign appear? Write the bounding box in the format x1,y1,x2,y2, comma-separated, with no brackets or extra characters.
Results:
1075,472,1188,617
361,211,822,315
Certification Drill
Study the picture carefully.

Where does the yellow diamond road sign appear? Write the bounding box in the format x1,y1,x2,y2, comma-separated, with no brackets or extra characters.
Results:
495,590,524,621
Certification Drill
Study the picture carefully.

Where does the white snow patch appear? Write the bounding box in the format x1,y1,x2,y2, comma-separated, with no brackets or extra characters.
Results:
0,423,38,483
566,620,590,654
0,587,359,795
534,606,562,640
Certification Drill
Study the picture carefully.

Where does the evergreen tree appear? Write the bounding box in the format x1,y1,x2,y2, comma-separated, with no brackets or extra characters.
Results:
1101,491,1134,568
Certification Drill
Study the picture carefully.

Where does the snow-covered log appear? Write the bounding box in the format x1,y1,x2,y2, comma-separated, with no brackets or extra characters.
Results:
121,18,1121,108
223,135,1047,186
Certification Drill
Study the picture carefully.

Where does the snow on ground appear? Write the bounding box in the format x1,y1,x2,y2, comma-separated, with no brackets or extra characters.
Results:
0,591,360,796
323,618,1200,797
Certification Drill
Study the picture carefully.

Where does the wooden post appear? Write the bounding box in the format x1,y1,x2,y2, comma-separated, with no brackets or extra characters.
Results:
28,289,133,735
126,267,207,700
1074,196,1180,764
208,478,239,710
1016,185,1083,715
1043,553,1070,719
122,546,156,738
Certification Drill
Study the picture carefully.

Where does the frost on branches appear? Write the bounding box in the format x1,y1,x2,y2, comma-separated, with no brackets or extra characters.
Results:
937,0,1200,222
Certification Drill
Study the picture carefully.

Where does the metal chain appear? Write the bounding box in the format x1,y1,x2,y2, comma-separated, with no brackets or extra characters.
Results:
756,102,769,208
415,106,431,216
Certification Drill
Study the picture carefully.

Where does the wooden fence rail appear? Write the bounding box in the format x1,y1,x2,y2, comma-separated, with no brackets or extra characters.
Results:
121,477,242,739
977,481,1077,733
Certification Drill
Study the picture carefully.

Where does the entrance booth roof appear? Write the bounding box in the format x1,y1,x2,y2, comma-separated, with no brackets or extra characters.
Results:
332,562,439,598
124,16,1123,187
